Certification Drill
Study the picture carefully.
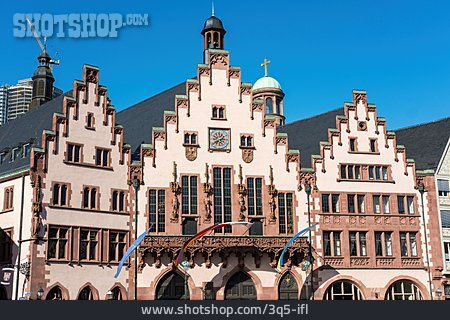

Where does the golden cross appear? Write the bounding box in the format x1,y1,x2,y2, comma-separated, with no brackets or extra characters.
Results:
261,57,271,77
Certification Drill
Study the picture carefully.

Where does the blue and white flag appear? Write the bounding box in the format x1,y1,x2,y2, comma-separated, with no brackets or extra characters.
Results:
114,226,152,279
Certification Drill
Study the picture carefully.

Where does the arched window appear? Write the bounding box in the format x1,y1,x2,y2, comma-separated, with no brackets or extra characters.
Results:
78,286,94,300
112,191,118,211
83,187,90,208
119,192,125,212
191,133,197,145
90,188,97,209
265,97,273,114
213,32,219,48
278,272,298,300
246,136,252,147
385,280,423,300
46,286,63,300
323,281,363,300
53,184,60,205
207,33,212,48
109,286,123,300
60,185,67,206
225,272,257,300
276,97,281,114
156,271,188,300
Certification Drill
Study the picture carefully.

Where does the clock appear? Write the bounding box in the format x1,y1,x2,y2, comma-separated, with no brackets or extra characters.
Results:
209,129,230,151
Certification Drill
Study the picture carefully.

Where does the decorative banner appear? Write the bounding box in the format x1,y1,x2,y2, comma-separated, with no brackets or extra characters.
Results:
1,267,15,285
277,224,318,269
174,222,253,266
114,226,152,279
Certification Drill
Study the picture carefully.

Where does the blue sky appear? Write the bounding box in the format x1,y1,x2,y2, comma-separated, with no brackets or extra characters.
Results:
1,0,449,129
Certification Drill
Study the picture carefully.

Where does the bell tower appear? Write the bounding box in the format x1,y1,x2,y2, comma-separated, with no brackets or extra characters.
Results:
201,8,226,63
252,58,285,126
29,47,54,110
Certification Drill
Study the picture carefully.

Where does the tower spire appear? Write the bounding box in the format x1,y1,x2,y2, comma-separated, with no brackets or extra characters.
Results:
212,2,215,16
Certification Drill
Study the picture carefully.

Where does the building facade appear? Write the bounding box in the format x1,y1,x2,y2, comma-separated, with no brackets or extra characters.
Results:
0,84,10,125
0,15,449,300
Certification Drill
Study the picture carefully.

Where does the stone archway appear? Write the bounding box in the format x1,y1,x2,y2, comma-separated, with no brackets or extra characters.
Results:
225,271,257,300
155,271,189,300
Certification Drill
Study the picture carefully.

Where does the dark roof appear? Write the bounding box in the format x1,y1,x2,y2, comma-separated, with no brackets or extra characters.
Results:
394,117,450,171
0,93,67,175
116,81,186,154
278,108,344,168
201,16,226,35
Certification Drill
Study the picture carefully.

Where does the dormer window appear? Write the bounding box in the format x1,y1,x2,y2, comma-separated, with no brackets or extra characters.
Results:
212,105,226,120
184,132,198,145
22,144,30,158
0,153,5,164
10,148,20,162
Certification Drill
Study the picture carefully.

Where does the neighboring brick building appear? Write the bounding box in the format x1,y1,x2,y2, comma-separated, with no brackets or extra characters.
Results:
0,14,449,301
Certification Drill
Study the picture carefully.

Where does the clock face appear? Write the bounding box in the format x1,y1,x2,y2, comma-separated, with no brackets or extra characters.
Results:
209,129,230,150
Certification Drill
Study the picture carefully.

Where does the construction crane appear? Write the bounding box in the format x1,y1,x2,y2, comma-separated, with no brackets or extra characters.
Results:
26,18,60,70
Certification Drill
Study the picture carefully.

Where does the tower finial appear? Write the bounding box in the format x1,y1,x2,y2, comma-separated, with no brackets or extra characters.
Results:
261,57,271,77
212,1,215,16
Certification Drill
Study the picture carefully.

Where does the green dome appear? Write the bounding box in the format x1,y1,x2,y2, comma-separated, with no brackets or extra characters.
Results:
252,76,282,90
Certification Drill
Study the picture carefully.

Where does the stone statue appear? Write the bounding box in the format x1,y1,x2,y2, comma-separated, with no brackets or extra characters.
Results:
204,197,212,220
171,194,179,219
238,193,246,220
269,194,277,221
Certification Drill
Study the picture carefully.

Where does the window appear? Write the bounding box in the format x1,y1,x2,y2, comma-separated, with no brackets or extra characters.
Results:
184,132,197,145
385,280,423,300
212,105,226,119
83,187,98,209
248,178,263,216
47,227,68,260
444,242,450,263
86,113,94,129
349,138,356,152
369,166,374,180
10,148,20,162
382,195,390,214
370,139,377,152
240,135,253,148
323,281,363,300
322,194,330,213
0,229,13,262
349,231,367,256
67,143,81,163
79,229,98,261
375,231,392,256
373,195,380,214
375,166,381,180
331,194,340,213
347,194,355,213
181,176,198,215
357,195,365,213
0,153,5,164
3,187,14,210
340,165,361,180
112,191,126,212
278,272,298,300
382,167,388,180
397,196,405,214
109,287,124,300
52,183,68,206
400,232,417,256
109,231,127,262
78,287,94,300
213,168,232,233
407,196,415,214
278,192,293,234
95,148,110,167
438,179,450,197
265,97,273,114
23,144,30,158
275,98,281,114
149,190,166,232
323,231,341,256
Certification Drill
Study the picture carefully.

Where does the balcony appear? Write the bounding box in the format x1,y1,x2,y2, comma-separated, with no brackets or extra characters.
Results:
138,235,309,270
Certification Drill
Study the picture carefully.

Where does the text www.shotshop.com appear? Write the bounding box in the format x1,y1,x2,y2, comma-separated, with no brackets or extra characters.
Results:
141,303,309,317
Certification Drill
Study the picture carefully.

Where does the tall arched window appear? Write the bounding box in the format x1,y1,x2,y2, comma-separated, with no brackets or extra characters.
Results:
90,188,97,209
323,281,363,300
78,286,94,300
112,191,118,211
119,192,125,212
83,187,90,208
276,97,281,114
60,185,67,206
213,32,219,48
110,286,123,300
46,286,63,300
385,280,423,300
53,184,60,205
265,97,273,114
278,272,299,300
